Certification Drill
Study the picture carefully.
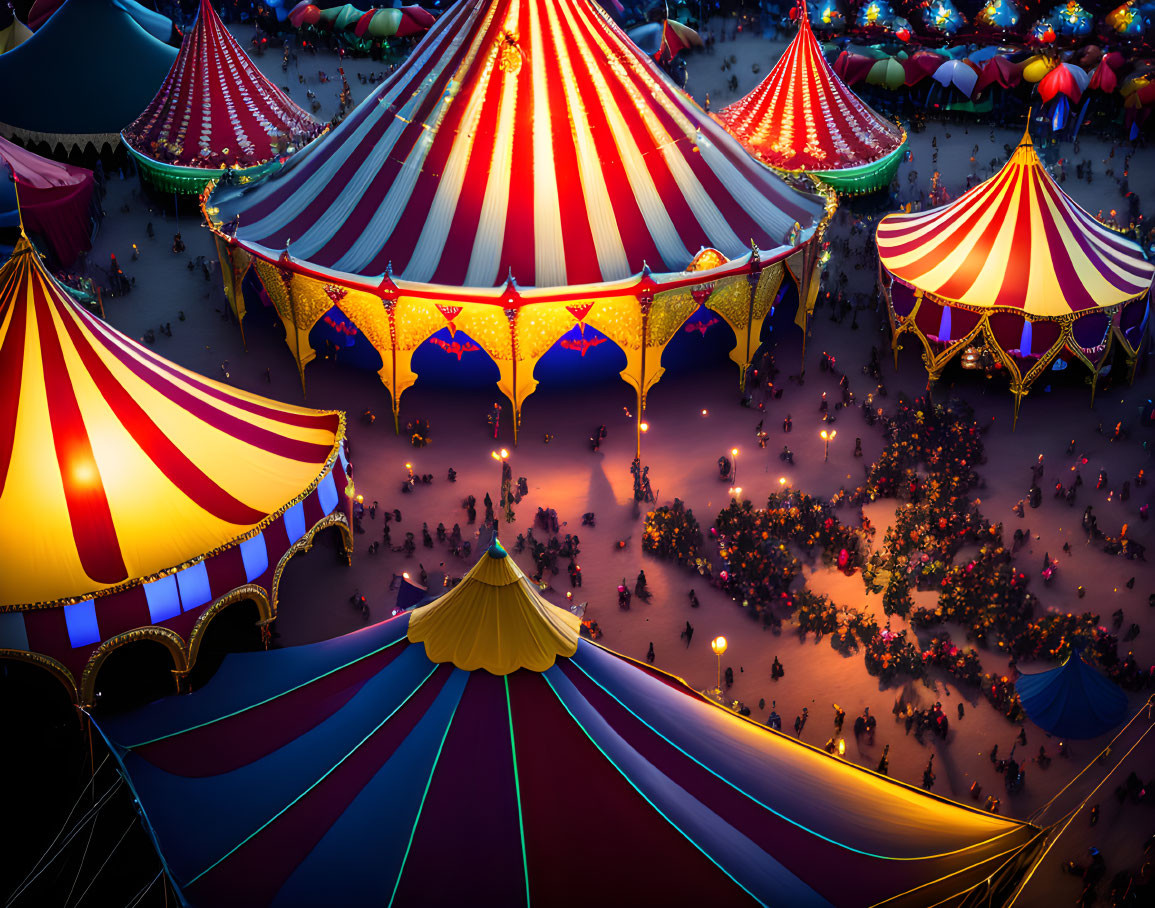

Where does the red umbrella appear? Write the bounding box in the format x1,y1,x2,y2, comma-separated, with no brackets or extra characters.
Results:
288,3,321,28
396,5,434,37
1039,63,1089,104
1090,59,1118,93
353,9,375,37
974,55,1021,93
834,51,875,86
657,19,702,64
902,51,944,87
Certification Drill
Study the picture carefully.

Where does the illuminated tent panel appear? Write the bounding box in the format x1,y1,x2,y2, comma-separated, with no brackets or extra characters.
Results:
876,128,1153,420
123,0,324,195
97,542,1043,907
0,237,352,705
714,6,905,194
205,0,829,435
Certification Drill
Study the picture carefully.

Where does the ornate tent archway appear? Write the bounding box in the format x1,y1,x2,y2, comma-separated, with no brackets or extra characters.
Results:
876,128,1152,424
204,0,832,444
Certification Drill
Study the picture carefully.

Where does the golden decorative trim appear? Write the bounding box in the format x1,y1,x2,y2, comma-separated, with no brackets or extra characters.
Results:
0,648,79,703
270,511,353,615
79,626,189,708
2,412,348,613
185,585,272,670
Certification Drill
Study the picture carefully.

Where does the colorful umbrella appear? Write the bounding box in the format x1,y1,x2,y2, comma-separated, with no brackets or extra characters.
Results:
902,50,945,86
867,56,907,90
975,54,1022,91
288,3,321,28
932,58,980,96
396,5,434,37
1039,62,1088,102
976,0,1021,29
1021,55,1058,82
334,4,364,30
368,7,402,37
833,50,877,85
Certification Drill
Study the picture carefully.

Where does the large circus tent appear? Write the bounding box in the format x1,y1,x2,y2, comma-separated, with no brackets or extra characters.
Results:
876,127,1153,422
204,0,832,440
123,0,325,195
96,539,1047,907
0,235,353,707
0,0,177,155
714,4,906,195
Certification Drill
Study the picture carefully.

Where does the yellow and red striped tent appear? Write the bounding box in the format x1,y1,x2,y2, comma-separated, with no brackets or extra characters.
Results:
876,129,1152,419
0,236,352,704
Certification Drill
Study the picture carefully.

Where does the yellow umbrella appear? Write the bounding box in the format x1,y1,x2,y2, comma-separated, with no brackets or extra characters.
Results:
1021,55,1057,83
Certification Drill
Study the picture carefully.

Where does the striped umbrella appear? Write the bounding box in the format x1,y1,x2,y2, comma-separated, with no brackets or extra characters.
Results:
0,234,349,703
95,540,1046,908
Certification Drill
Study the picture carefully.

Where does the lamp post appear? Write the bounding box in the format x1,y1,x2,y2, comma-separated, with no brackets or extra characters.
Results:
731,448,739,486
710,635,727,697
821,429,837,462
491,448,509,533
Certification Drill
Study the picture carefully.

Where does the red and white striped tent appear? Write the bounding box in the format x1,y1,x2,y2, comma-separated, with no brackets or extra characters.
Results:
123,0,323,192
0,235,352,706
714,5,905,194
877,128,1153,420
205,0,829,435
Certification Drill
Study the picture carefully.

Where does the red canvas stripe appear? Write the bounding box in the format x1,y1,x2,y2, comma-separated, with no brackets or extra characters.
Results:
427,54,508,287
390,672,526,907
931,169,1021,303
554,15,661,276
536,5,598,285
33,276,129,585
135,643,408,776
54,303,267,526
73,307,333,463
240,2,474,226
0,258,29,496
495,0,538,286
992,164,1036,310
363,7,511,277
184,664,454,908
507,670,751,908
73,302,336,434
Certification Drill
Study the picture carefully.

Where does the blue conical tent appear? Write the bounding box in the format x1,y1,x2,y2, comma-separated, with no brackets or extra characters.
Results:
0,0,177,152
1015,651,1129,739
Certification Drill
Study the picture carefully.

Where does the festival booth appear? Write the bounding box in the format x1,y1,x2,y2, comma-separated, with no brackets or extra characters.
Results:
714,5,906,195
0,0,177,155
876,127,1154,425
0,236,353,707
204,0,832,444
123,0,325,195
96,539,1046,907
1016,650,1130,739
0,135,97,266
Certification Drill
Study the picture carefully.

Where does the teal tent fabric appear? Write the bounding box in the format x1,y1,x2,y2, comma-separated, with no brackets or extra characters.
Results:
1015,651,1129,739
0,0,176,142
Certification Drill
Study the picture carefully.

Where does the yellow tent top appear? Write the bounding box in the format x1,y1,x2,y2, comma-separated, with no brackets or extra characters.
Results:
408,538,580,674
0,236,345,608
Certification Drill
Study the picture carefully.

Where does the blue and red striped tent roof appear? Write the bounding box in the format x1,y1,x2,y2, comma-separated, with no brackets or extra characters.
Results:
98,544,1042,907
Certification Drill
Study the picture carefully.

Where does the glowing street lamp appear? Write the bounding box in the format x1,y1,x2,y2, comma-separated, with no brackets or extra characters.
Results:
820,429,837,462
731,447,739,486
491,448,509,532
710,635,727,695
